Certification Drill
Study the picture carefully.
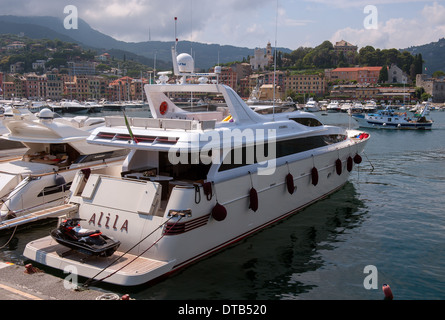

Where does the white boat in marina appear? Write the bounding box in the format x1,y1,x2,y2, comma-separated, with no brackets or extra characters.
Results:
340,102,352,113
352,105,433,130
101,101,126,111
412,101,431,115
27,101,62,113
363,100,377,113
304,98,320,112
24,47,370,286
124,100,146,109
326,100,341,113
0,107,128,230
349,102,364,114
60,100,91,114
83,101,103,113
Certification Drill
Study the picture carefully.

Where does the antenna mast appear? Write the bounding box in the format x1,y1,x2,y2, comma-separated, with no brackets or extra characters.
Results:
174,17,178,51
272,0,279,120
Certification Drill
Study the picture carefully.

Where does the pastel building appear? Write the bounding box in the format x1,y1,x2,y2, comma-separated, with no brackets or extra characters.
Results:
326,67,382,84
250,42,273,71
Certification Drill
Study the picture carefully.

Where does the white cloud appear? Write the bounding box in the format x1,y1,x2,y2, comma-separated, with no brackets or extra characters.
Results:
421,1,445,24
304,0,435,9
75,0,274,45
330,1,445,49
277,7,314,27
0,0,443,50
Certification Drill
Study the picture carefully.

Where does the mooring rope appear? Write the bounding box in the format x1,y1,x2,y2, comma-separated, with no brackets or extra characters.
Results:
0,225,18,249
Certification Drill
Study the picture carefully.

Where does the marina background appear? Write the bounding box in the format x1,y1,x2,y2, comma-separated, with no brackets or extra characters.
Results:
1,108,444,300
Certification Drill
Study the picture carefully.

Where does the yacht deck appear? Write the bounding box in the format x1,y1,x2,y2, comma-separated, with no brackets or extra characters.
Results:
25,235,176,286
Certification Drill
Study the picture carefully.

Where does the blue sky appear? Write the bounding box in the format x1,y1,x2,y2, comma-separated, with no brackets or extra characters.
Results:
2,0,445,50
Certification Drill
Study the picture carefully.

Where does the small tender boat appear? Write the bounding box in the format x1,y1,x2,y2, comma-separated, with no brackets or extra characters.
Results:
352,105,433,130
51,218,120,257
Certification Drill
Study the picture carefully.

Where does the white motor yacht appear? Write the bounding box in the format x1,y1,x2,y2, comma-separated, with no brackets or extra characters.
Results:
60,100,91,114
0,107,128,229
326,101,341,113
304,98,320,112
24,47,370,286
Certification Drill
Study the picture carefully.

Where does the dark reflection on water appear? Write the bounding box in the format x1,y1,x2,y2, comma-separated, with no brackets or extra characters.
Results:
0,166,367,300
114,182,367,300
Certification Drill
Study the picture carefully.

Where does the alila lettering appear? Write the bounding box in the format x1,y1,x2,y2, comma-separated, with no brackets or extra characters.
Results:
89,212,128,232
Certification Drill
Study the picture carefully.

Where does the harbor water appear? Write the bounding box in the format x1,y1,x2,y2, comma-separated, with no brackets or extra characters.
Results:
1,107,445,300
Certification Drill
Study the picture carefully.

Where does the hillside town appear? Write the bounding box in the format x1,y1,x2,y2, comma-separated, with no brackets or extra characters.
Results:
1,36,444,106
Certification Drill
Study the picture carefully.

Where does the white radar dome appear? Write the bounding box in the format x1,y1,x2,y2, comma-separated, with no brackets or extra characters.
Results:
177,53,194,73
39,108,54,119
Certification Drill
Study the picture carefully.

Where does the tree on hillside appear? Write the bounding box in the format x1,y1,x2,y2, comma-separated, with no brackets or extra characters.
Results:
358,46,377,65
414,54,423,75
378,65,388,83
432,70,445,78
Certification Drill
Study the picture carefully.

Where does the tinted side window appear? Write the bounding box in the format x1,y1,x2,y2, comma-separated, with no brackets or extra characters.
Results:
290,117,323,127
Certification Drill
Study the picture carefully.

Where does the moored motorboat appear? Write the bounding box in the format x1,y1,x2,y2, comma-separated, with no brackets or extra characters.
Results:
326,100,341,113
24,46,370,286
60,100,91,114
83,101,103,113
303,98,320,112
352,105,433,130
0,107,128,230
101,101,126,111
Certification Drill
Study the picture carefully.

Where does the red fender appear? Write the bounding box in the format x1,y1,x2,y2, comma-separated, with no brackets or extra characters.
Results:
354,154,362,164
382,284,393,300
212,203,227,221
335,158,342,175
347,156,353,172
286,173,295,194
249,187,258,212
311,167,319,186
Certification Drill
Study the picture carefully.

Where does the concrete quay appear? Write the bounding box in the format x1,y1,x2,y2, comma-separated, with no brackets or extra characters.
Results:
0,262,123,300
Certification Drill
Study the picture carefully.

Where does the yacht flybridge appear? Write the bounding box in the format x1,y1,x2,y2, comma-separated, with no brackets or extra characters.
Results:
0,108,127,230
24,47,371,286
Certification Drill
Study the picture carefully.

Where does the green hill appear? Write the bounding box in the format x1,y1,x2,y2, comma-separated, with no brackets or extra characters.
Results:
402,38,445,75
0,15,291,70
